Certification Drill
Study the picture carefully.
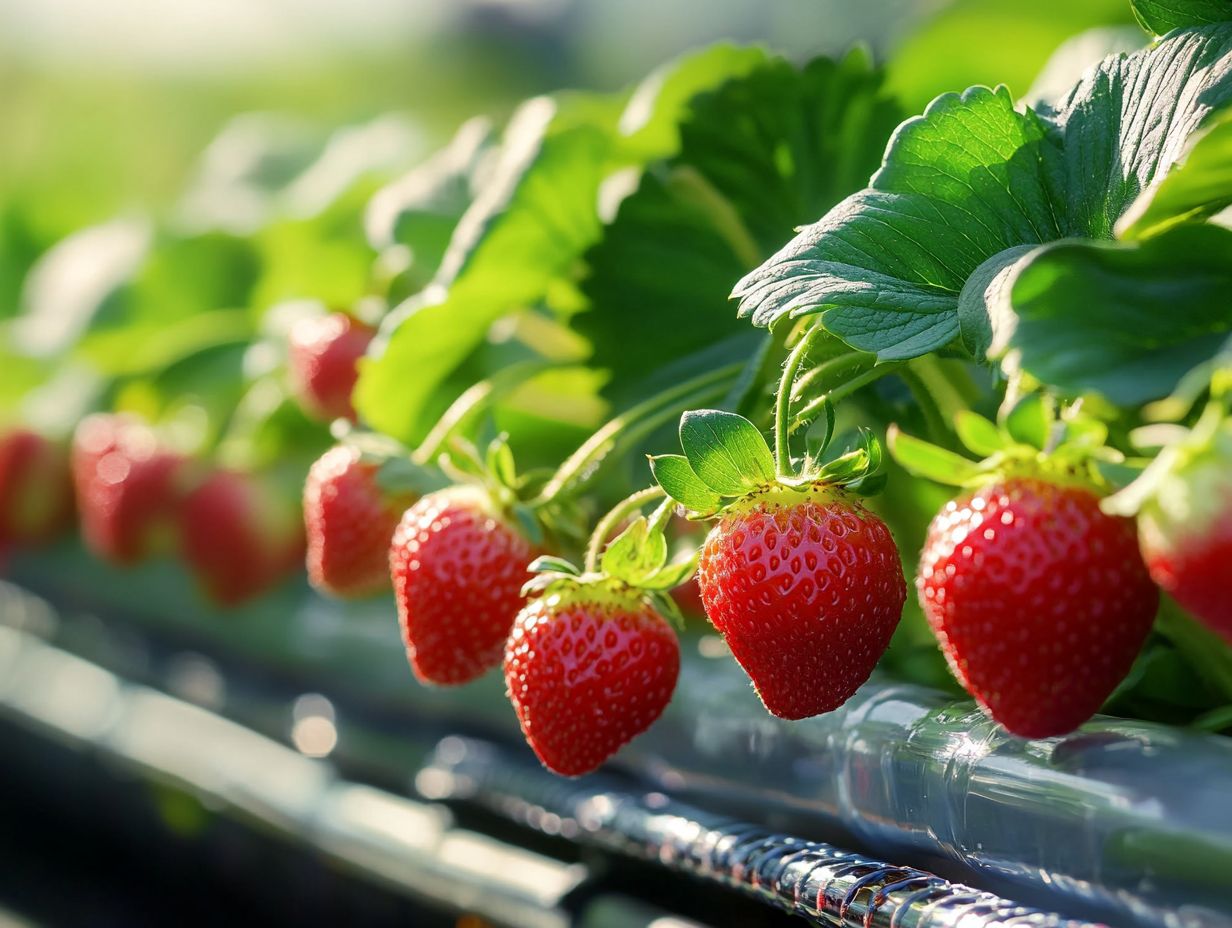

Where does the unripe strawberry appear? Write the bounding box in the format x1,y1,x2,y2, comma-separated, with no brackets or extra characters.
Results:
71,414,188,565
919,476,1158,738
181,469,306,606
304,445,415,598
505,585,679,776
288,312,374,422
390,485,537,685
698,485,906,720
1136,422,1232,643
0,429,74,547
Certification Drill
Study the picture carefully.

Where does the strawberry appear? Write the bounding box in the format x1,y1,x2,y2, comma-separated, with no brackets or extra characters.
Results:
390,485,538,685
71,414,188,565
288,312,375,423
304,444,416,598
653,405,905,721
180,469,305,606
0,429,74,547
1126,409,1232,643
697,485,906,719
892,400,1164,738
505,583,679,776
918,476,1158,738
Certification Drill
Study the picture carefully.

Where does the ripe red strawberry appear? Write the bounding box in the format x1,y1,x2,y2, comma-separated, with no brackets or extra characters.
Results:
505,587,680,776
390,485,537,685
181,469,306,606
288,312,375,422
919,477,1159,738
71,414,188,565
0,429,74,547
1136,427,1232,643
697,485,906,720
304,444,415,598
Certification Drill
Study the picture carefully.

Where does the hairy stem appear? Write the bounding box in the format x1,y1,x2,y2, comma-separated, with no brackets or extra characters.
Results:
538,363,741,504
412,360,552,465
774,326,824,475
791,361,904,433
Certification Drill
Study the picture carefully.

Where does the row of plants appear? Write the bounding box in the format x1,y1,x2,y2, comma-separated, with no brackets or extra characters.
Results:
2,0,1231,777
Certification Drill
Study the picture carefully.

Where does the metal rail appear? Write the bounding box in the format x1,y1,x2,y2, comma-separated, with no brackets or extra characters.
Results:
420,736,1104,928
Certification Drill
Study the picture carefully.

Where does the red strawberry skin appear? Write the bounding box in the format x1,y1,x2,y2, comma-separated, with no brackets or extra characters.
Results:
1138,446,1232,643
288,313,375,422
71,414,187,565
697,486,906,720
919,477,1159,738
181,469,306,606
504,592,680,776
304,445,413,598
390,486,536,685
0,429,74,546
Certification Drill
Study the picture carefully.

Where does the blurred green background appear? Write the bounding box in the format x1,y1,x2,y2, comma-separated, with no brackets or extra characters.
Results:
0,0,1136,296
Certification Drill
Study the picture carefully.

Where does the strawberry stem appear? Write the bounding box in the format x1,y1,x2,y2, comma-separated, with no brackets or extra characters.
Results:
584,485,665,573
537,364,741,505
775,325,824,476
791,361,903,434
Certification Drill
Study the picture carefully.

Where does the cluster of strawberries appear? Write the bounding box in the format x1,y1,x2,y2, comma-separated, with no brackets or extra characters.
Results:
4,310,1230,780
0,310,371,605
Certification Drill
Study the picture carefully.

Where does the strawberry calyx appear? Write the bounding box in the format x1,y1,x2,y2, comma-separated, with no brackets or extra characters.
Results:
648,406,885,521
1104,368,1232,520
888,393,1119,494
525,494,696,626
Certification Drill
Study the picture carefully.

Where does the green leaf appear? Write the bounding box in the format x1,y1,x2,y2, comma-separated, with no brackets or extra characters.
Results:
734,85,1059,357
578,50,901,391
672,48,904,258
1002,394,1053,450
601,516,668,585
954,411,1005,457
678,409,775,495
1132,0,1232,35
365,116,494,287
618,44,768,160
957,245,1040,361
1118,108,1232,239
735,26,1232,362
356,99,613,443
649,454,724,513
886,425,982,486
1000,224,1232,403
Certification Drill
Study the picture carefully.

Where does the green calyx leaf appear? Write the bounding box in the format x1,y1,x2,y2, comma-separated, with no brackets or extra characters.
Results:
601,514,669,585
808,427,885,494
887,425,983,487
954,411,1006,457
649,453,723,515
678,408,775,496
1002,394,1055,451
528,555,581,576
891,393,1120,490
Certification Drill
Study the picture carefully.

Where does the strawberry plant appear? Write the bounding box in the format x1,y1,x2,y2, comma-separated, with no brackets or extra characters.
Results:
3,0,1232,778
